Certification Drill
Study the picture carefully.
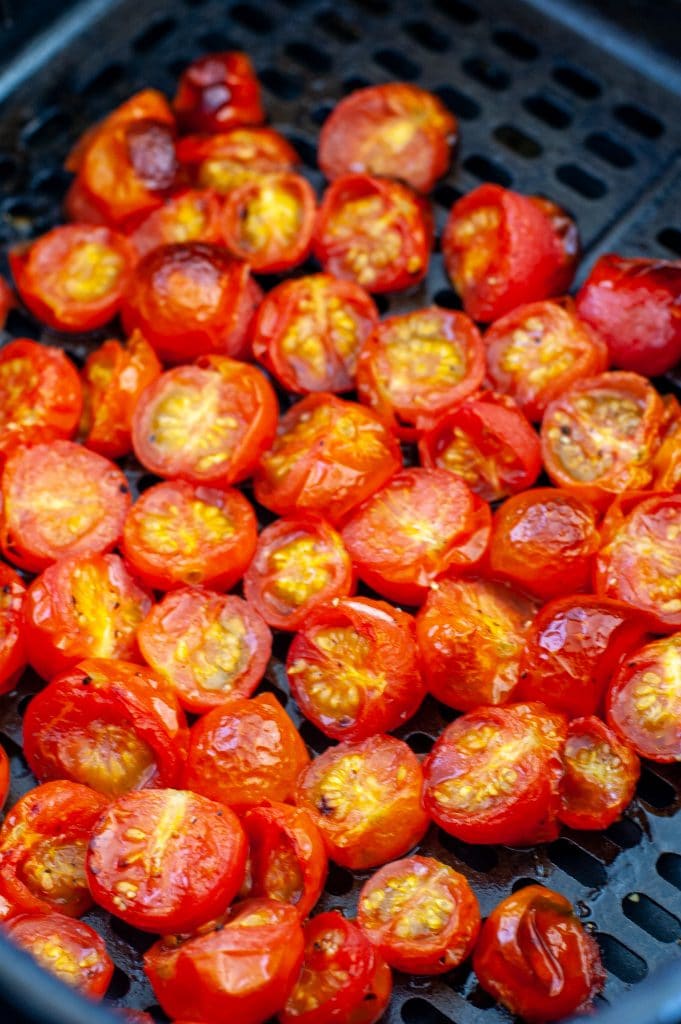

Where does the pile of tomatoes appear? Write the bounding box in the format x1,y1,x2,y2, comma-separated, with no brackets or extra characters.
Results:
0,47,680,1024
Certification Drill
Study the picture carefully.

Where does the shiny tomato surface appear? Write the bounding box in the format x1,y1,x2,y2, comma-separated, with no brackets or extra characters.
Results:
0,563,27,695
6,913,114,999
129,187,224,257
177,127,299,193
559,716,640,829
173,51,264,133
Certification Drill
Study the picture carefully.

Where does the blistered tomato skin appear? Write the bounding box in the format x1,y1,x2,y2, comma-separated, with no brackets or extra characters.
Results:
0,563,27,696
559,716,640,830
6,913,114,999
173,51,264,134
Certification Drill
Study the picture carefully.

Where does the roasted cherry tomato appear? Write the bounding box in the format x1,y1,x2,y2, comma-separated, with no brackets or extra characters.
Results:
442,184,578,321
341,468,491,605
0,746,8,810
121,242,262,363
484,298,608,422
5,913,113,999
241,802,328,920
24,553,152,680
173,52,264,133
23,659,188,796
416,577,537,711
221,173,316,274
474,885,604,1022
254,393,401,525
296,734,428,869
0,340,82,464
129,188,224,258
0,781,107,917
559,716,640,830
280,911,392,1024
357,855,480,975
286,596,425,740
138,588,271,713
653,399,681,492
183,693,309,812
487,487,600,601
356,307,485,433
145,898,304,1024
542,371,665,505
177,127,299,194
0,563,27,695
243,515,354,631
10,224,133,332
0,275,14,327
132,357,277,488
576,255,681,376
423,703,567,846
122,480,257,592
1,441,130,573
313,173,432,293
318,83,456,194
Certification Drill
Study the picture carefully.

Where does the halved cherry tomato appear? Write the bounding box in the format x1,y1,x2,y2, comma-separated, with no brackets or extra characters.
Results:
313,173,432,293
541,370,665,506
24,553,152,680
243,515,354,631
416,577,537,711
576,255,681,376
254,393,401,525
0,781,107,917
295,734,428,869
606,632,681,762
251,274,378,395
138,588,272,713
241,802,328,920
442,184,578,321
122,480,257,592
129,188,224,258
357,855,480,975
23,659,188,796
653,397,681,492
559,716,640,829
173,52,264,134
287,596,425,740
5,913,113,999
484,298,609,422
1,441,130,573
132,357,277,488
341,468,491,605
0,746,8,810
145,898,304,1024
184,693,309,812
486,487,600,601
0,563,27,695
177,128,299,194
120,242,262,363
221,173,316,274
473,886,604,1022
423,703,567,845
318,83,457,194
279,911,392,1024
0,275,14,327
0,340,82,464
10,225,134,332
418,391,541,501
356,307,485,433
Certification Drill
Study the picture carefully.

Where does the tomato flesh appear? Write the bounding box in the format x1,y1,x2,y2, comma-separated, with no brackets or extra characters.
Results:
6,913,114,999
221,172,316,273
559,716,640,829
177,127,299,194
129,188,224,258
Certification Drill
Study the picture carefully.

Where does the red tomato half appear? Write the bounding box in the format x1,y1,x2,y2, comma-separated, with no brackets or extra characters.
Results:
129,188,224,258
0,563,27,695
221,173,316,274
173,52,264,134
559,716,640,830
6,913,113,999
0,276,13,327
177,128,299,194
653,398,681,492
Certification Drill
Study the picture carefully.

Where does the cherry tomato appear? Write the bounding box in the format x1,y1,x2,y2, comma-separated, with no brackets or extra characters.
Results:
173,52,264,133
653,398,681,492
243,515,354,631
318,83,457,194
221,173,316,274
484,298,608,422
177,127,299,194
0,275,14,327
122,480,256,592
279,911,392,1024
423,703,567,845
132,357,277,488
254,393,401,525
442,184,578,321
241,802,328,919
313,173,432,293
559,716,640,830
183,693,310,812
487,487,600,601
576,255,681,376
542,371,665,506
473,885,604,1022
138,588,271,713
287,596,425,740
0,781,107,917
0,746,8,809
1,441,130,573
341,468,491,605
129,188,224,258
23,659,188,796
296,734,428,869
0,563,27,695
5,913,113,999
357,855,480,975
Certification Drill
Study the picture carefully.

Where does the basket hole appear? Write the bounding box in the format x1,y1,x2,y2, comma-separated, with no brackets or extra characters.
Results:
21,109,71,147
404,20,449,52
135,473,163,494
298,718,330,754
657,852,681,889
133,16,176,52
435,85,480,121
230,3,273,33
260,68,304,100
433,288,463,311
286,135,317,169
595,933,648,983
433,0,479,25
438,831,498,872
584,132,635,169
614,103,664,139
492,29,538,61
105,967,131,999
638,766,676,809
462,56,510,91
0,154,22,192
343,76,372,95
623,893,681,943
553,65,601,99
373,295,390,315
494,123,542,158
374,49,420,80
257,680,288,707
84,62,126,95
17,695,33,718
604,817,642,849
548,837,607,887
315,9,360,42
405,732,434,754
433,182,462,208
350,0,392,12
310,102,334,126
555,163,607,199
524,93,572,129
325,863,354,895
402,998,453,1024
658,228,681,257
463,154,512,187
285,42,332,73
32,168,71,198
195,31,240,51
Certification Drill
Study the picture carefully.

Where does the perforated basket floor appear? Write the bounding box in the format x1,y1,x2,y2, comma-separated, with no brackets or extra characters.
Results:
1,0,681,1021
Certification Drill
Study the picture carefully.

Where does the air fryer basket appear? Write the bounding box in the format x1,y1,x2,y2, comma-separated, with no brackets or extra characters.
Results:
0,0,680,1021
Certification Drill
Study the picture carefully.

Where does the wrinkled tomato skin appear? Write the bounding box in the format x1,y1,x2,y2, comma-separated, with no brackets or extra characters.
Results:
6,913,114,999
473,886,605,1022
0,563,27,696
129,188,224,258
559,716,640,830
173,52,264,134
177,128,299,194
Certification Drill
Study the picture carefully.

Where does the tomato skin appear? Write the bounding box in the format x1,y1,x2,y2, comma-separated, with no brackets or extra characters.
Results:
286,596,425,740
0,275,14,327
0,563,27,696
473,886,604,1022
145,898,304,1024
653,403,681,492
177,128,299,194
129,188,224,258
6,912,114,999
559,716,640,830
173,52,264,134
